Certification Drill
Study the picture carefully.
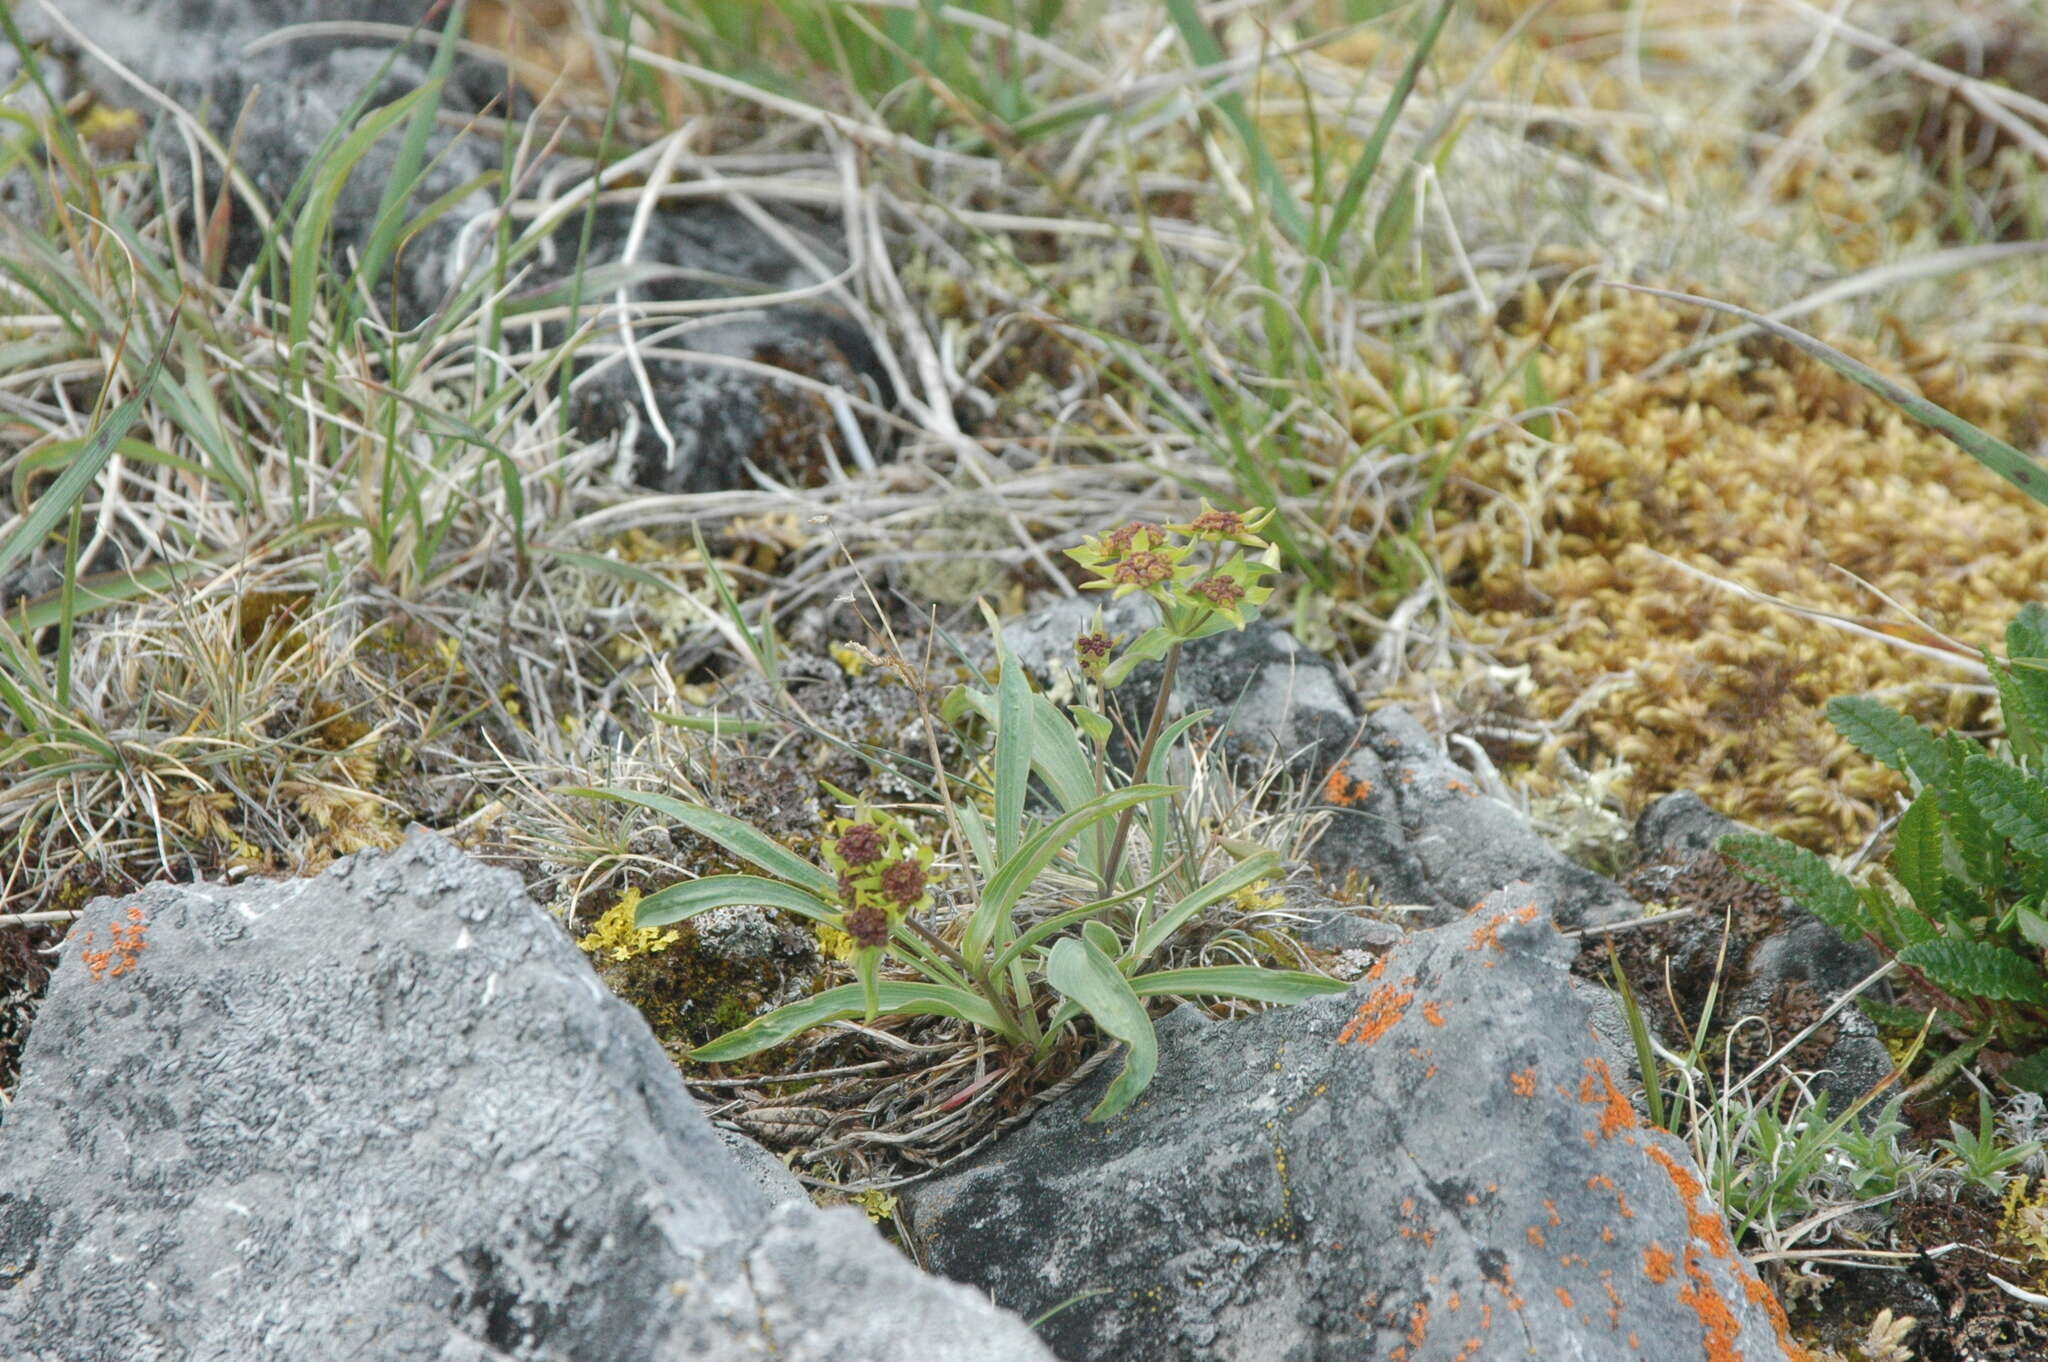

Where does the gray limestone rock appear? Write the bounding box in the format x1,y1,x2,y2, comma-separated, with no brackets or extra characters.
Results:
903,883,1804,1362
1312,706,1641,930
0,831,1052,1362
1001,595,1362,784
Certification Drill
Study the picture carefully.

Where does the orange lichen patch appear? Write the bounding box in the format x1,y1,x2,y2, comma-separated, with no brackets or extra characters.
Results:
78,904,150,981
1646,1145,1733,1261
1677,1249,1743,1362
1527,1225,1547,1249
1367,955,1390,981
1602,1272,1626,1328
1542,1199,1563,1227
1445,776,1478,797
1468,915,1505,953
1447,1292,1462,1313
1324,766,1374,806
1421,1000,1448,1027
1556,1287,1575,1311
1337,979,1417,1045
1408,1302,1429,1349
1509,1067,1538,1097
1579,1058,1639,1139
1643,1243,1676,1284
1451,1338,1485,1362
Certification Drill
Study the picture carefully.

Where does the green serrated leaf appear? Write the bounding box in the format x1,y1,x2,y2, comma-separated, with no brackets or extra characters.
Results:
1958,756,2048,861
1827,696,1944,785
1990,653,2048,766
1047,935,1159,1122
1719,833,1870,938
2015,906,2048,951
1892,790,1948,920
1897,939,2048,1006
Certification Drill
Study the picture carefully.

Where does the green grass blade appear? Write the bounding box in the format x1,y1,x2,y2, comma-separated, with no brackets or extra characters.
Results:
1314,0,1456,264
0,335,170,587
1163,0,1309,246
1616,284,2048,509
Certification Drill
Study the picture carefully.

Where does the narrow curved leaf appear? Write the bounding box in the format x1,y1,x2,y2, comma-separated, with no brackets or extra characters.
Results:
1046,935,1158,1122
689,981,1013,1063
995,649,1031,864
634,874,840,931
568,787,837,898
1129,965,1349,1004
1132,851,1280,967
965,783,1177,966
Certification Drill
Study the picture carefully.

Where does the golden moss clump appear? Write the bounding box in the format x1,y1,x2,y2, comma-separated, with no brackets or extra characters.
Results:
1434,281,2048,849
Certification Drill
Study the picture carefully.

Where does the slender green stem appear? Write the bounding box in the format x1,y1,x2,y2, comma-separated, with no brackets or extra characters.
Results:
1101,640,1183,890
902,917,1036,1046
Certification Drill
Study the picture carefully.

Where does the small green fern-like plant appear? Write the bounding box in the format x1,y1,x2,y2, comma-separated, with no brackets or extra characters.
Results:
1721,603,2048,1089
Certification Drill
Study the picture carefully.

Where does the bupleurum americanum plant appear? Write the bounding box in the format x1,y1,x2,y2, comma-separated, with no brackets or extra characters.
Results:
580,506,1345,1121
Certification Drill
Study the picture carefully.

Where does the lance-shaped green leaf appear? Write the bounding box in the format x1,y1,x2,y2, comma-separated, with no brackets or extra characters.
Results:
570,787,837,899
690,981,1013,1063
1890,790,1948,922
1131,851,1281,967
1129,965,1349,1004
1827,696,1946,786
633,874,841,931
964,784,1176,966
1046,935,1158,1122
994,642,1033,864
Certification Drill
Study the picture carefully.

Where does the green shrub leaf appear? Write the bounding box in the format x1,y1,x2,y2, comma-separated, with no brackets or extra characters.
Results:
1891,790,1948,920
1958,756,2048,861
1719,833,1870,938
1827,696,1945,785
1047,935,1159,1122
1897,940,2048,1006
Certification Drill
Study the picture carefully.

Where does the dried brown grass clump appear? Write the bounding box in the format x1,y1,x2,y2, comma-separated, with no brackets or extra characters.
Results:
1433,281,2048,849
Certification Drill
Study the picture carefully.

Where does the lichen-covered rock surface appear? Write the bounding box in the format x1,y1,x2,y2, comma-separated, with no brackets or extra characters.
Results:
904,881,1807,1362
1313,705,1641,930
0,831,1052,1362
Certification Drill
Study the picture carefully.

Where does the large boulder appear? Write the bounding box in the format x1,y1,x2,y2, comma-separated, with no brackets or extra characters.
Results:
903,882,1807,1362
0,831,1053,1362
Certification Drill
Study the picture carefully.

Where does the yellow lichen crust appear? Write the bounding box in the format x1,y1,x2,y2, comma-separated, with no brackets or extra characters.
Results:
1434,281,2048,848
576,888,679,964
